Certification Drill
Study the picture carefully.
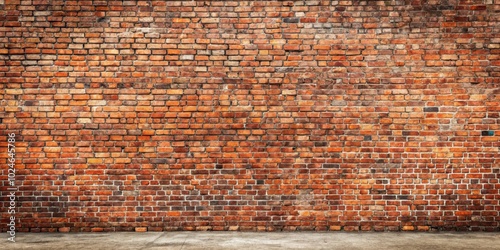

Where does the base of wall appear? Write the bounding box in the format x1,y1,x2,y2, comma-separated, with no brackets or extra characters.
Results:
6,225,499,233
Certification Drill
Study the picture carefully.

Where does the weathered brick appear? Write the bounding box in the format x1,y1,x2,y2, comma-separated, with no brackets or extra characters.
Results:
2,0,498,234
423,107,439,112
283,17,299,23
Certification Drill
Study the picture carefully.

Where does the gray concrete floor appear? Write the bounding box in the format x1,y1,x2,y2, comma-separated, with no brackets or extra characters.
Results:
4,232,500,250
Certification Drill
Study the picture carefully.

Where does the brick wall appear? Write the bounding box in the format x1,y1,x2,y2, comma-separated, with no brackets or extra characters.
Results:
1,0,499,232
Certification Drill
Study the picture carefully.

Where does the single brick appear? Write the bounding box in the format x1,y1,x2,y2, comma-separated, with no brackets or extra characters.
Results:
323,164,340,168
283,17,299,23
481,131,494,136
424,107,439,112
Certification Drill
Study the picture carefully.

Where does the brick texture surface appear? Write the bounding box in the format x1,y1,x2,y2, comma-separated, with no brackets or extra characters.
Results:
1,0,500,232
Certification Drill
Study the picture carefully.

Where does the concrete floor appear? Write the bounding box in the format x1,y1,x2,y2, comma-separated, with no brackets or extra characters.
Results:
4,232,500,250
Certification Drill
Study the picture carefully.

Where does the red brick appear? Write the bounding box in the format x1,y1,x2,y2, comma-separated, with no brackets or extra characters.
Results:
2,0,499,233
